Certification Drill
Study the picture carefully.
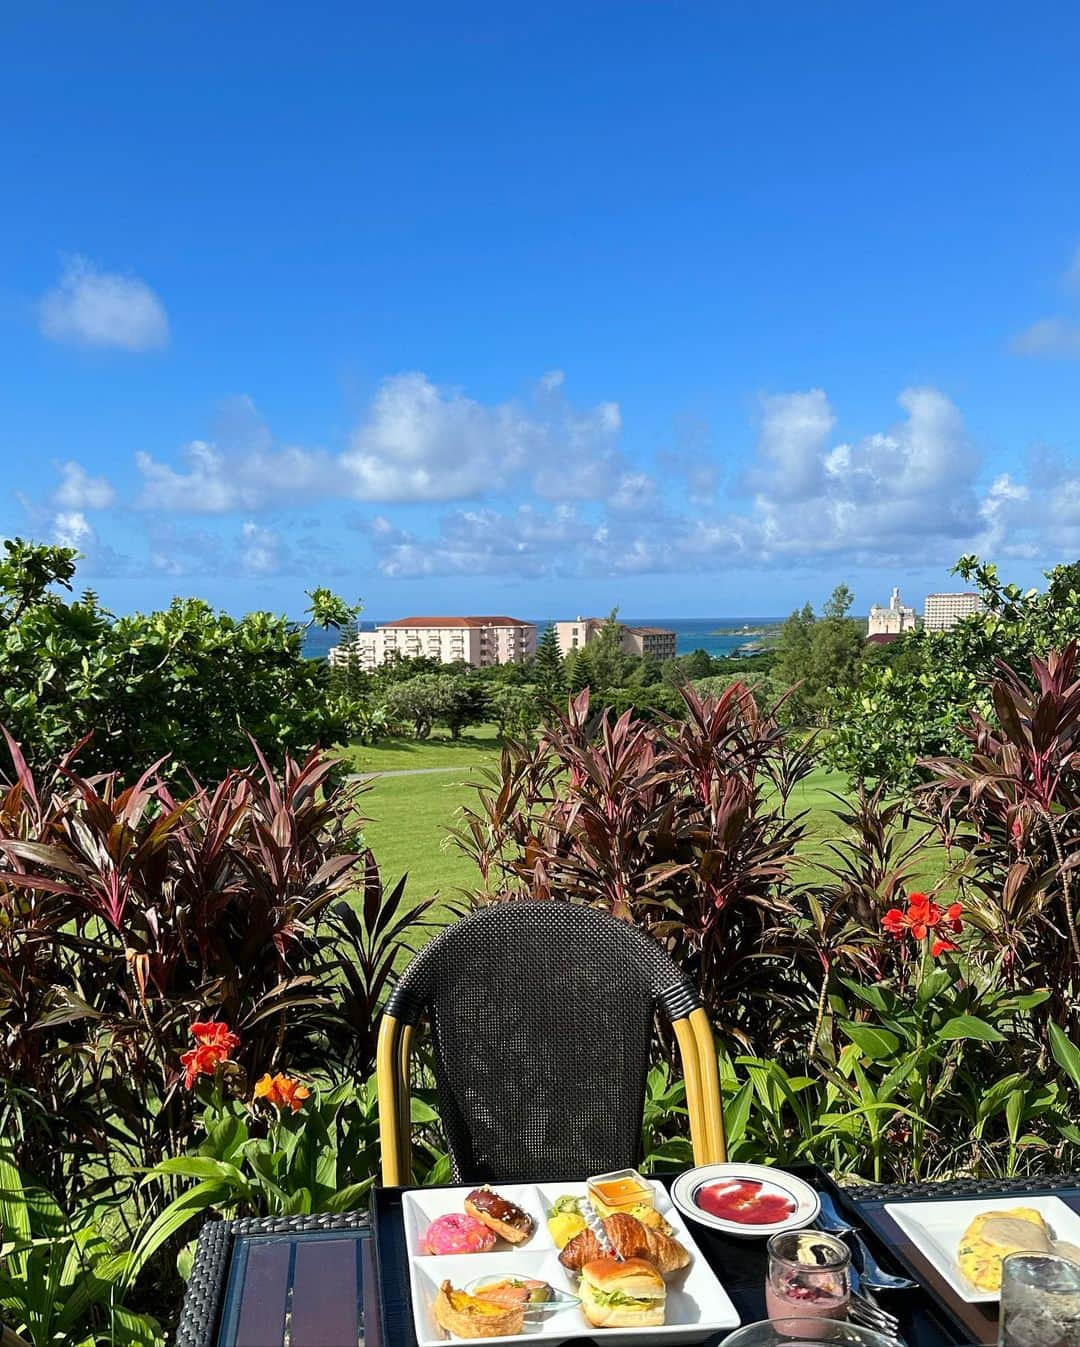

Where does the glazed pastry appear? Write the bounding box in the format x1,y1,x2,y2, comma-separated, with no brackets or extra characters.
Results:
433,1280,525,1338
464,1186,536,1244
423,1212,497,1255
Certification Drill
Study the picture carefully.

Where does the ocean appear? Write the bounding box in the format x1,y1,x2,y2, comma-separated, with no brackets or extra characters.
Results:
301,618,778,661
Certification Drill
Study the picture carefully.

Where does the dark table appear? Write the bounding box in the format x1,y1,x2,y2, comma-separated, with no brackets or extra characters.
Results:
176,1170,1080,1346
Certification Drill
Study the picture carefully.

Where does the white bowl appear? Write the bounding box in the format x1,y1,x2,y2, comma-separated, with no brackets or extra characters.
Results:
671,1164,821,1239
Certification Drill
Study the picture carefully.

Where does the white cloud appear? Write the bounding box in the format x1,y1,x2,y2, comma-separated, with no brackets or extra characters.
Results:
341,372,540,501
749,389,836,500
52,460,116,510
134,374,627,512
53,510,94,549
360,385,1068,580
1012,317,1080,359
238,521,287,575
39,256,169,351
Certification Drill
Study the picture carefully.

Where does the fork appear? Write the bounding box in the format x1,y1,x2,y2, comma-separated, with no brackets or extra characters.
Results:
849,1288,903,1339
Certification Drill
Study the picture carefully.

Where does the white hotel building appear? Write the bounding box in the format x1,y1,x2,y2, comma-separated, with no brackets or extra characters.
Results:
329,616,537,671
923,592,984,631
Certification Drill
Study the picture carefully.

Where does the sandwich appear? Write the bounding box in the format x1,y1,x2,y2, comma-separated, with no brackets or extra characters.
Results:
579,1256,666,1328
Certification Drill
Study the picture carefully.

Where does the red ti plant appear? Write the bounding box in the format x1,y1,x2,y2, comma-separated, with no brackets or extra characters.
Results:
922,644,1080,1020
0,732,422,1209
452,683,809,1051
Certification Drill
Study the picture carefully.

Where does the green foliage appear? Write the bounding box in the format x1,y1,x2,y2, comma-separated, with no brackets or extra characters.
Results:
572,609,636,697
139,1081,380,1262
385,674,448,740
488,684,541,740
830,557,1080,784
773,586,865,727
0,1148,162,1346
437,675,491,740
0,538,358,779
531,625,566,698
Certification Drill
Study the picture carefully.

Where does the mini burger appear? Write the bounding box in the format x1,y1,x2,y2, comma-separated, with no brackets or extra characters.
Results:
579,1256,665,1328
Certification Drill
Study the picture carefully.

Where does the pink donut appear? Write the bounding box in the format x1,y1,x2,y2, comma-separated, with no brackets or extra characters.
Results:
423,1212,497,1255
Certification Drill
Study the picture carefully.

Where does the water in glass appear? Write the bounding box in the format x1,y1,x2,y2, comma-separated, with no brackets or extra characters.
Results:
1000,1252,1080,1347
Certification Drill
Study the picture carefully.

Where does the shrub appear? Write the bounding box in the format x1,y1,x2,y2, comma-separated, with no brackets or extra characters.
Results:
452,682,811,1049
830,556,1080,784
0,735,430,1217
0,537,359,779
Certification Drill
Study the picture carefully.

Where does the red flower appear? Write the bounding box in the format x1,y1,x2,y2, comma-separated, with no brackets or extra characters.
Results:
882,893,963,956
180,1020,240,1089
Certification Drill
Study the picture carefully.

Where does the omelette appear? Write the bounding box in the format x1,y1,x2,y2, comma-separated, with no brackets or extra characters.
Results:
957,1208,1052,1291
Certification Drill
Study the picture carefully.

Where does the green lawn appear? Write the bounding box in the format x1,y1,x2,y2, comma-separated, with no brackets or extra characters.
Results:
351,737,954,918
349,725,504,917
339,723,504,774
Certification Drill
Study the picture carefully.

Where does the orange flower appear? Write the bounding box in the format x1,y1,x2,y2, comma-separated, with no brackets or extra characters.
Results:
882,893,963,956
180,1020,240,1089
253,1072,311,1113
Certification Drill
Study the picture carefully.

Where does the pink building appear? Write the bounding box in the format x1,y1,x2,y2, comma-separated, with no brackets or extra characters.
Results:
330,616,536,670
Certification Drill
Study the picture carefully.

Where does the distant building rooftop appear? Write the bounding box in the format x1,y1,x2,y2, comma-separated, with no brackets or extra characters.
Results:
866,632,900,645
380,615,531,628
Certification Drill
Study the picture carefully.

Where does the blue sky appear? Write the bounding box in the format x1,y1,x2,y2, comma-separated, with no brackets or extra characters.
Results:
3,1,1079,620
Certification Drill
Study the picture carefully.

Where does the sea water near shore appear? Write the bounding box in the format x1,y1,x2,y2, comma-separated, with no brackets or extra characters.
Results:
302,618,779,661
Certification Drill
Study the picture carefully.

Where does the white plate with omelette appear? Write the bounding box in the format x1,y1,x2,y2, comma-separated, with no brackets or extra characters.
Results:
885,1195,1080,1303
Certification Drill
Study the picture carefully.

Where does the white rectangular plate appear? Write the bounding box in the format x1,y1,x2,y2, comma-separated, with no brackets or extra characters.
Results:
884,1195,1080,1304
403,1178,740,1345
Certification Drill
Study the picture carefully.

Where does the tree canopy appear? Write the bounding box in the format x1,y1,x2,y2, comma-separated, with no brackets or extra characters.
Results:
0,538,359,778
829,556,1080,784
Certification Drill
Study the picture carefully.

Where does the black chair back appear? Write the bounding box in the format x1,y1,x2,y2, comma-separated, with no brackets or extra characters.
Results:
384,900,700,1182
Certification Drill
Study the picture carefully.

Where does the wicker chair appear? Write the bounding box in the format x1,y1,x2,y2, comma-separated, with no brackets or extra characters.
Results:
376,900,725,1185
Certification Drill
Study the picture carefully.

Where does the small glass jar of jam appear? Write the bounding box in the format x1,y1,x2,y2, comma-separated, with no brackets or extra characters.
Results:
586,1168,654,1215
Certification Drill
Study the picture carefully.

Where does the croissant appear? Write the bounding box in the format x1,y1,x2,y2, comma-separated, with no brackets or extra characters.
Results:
558,1213,690,1275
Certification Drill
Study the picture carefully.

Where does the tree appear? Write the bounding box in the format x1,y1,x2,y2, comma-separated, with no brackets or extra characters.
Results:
489,683,541,740
329,617,370,701
370,651,443,692
384,674,448,741
676,648,714,680
772,587,864,727
830,557,1080,784
437,675,491,740
532,625,567,698
580,609,633,696
0,538,360,778
772,601,817,724
564,647,589,695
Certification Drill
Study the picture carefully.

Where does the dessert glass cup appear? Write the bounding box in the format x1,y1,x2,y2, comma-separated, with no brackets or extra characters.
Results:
766,1231,851,1328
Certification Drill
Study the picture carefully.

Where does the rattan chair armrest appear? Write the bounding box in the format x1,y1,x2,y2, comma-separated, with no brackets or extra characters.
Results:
377,1013,409,1185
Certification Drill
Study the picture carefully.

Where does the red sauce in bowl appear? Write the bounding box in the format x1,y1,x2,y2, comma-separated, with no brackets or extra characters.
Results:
696,1179,796,1225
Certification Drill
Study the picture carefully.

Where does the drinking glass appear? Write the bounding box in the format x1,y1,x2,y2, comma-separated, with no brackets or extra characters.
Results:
724,1319,896,1347
1000,1251,1080,1347
766,1231,851,1324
